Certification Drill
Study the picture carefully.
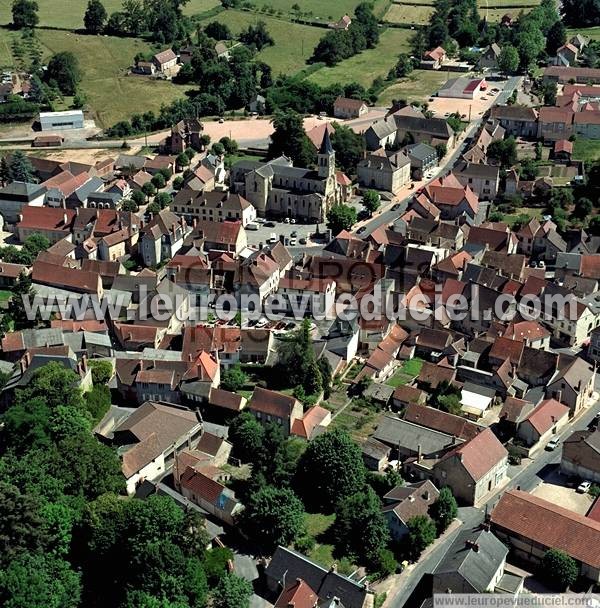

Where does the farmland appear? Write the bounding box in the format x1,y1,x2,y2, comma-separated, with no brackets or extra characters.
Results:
0,0,220,29
307,28,412,88
384,3,434,24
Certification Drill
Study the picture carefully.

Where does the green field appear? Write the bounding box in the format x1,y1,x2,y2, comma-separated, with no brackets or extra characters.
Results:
0,0,220,29
384,3,433,23
568,27,600,41
574,139,600,161
34,29,191,127
377,69,448,105
201,9,323,75
307,28,412,88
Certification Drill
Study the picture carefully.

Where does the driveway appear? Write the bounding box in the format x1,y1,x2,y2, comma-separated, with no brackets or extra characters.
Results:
531,468,595,514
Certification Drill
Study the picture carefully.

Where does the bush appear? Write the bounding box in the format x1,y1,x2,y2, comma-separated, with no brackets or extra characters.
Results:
294,534,315,553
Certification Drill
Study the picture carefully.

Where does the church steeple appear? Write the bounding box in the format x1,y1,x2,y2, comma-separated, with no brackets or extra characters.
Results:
318,127,335,179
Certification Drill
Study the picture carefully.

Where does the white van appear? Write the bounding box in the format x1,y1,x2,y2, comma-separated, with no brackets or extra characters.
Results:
246,222,259,231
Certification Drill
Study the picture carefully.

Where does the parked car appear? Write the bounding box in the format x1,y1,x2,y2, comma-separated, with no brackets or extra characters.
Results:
299,237,307,245
264,221,276,227
357,226,367,234
577,481,592,494
546,437,560,451
291,230,297,237
289,238,297,246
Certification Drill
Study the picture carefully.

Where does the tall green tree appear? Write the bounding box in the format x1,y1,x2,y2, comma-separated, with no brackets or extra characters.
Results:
546,20,566,55
498,45,519,75
268,111,316,167
327,204,357,234
331,123,365,174
46,52,81,96
295,428,366,512
7,151,35,183
428,487,458,534
243,485,306,551
213,573,253,608
11,0,38,28
541,549,578,589
363,190,380,215
332,486,390,565
84,0,107,33
406,515,437,561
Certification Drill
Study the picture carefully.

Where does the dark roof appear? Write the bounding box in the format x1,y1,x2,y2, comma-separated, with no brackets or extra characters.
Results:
433,529,508,593
319,128,334,155
248,386,299,419
403,403,482,440
265,547,368,608
0,181,46,200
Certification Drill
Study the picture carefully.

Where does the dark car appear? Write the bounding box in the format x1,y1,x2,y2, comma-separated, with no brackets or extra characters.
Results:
264,221,276,227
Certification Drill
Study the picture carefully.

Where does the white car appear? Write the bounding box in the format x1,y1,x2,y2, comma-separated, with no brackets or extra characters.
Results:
546,437,560,451
577,481,592,494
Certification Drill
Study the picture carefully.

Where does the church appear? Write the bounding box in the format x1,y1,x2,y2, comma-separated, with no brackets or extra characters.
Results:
229,130,348,223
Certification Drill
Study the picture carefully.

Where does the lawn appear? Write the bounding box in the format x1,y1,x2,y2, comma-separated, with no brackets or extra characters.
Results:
386,357,423,388
0,289,12,302
304,512,335,537
383,3,433,24
482,7,535,20
568,27,600,41
307,28,412,88
499,206,543,227
200,9,323,75
574,138,600,162
35,29,193,128
0,0,220,28
377,69,448,105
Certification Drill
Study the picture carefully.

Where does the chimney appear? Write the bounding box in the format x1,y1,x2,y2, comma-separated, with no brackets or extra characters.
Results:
63,212,68,226
193,218,197,228
329,563,337,573
417,443,422,462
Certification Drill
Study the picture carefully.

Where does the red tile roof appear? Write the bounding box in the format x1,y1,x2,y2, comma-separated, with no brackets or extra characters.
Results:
18,205,75,232
180,466,224,504
248,386,299,419
403,403,481,440
275,579,318,608
523,398,569,435
491,489,600,568
489,336,523,366
441,428,507,481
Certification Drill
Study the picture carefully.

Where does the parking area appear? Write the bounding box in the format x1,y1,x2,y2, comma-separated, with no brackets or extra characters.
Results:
532,468,595,514
427,80,508,121
245,218,323,249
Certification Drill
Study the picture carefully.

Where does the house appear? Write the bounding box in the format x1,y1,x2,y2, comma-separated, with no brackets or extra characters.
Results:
186,220,247,256
291,405,331,440
382,480,439,541
554,139,573,162
490,106,538,137
214,42,230,60
556,43,579,66
0,181,46,226
329,14,352,30
109,401,203,495
362,437,391,471
333,96,368,119
432,428,508,505
538,107,574,141
419,174,479,221
432,528,511,594
161,119,203,155
274,579,318,608
392,385,426,410
153,49,178,74
406,142,438,179
421,46,446,70
491,489,600,582
543,66,600,84
516,398,570,448
265,546,371,608
364,115,455,151
0,262,28,288
140,209,188,267
546,356,595,414
561,428,600,483
357,149,411,194
453,162,499,199
172,189,256,226
402,402,482,440
32,134,64,148
247,386,303,436
479,43,502,69
570,34,588,52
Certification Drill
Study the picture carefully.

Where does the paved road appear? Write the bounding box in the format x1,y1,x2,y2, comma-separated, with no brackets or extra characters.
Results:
387,392,600,608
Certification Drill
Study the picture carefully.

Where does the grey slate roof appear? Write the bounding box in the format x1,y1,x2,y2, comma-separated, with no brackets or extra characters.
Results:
432,529,508,593
71,176,104,203
266,546,368,608
406,143,437,162
0,181,46,200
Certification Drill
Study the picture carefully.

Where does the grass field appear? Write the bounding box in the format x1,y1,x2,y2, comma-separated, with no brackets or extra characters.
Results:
384,3,433,24
377,69,448,105
200,9,323,75
35,30,191,127
574,139,600,161
386,358,423,388
0,0,220,28
307,28,412,88
568,27,600,41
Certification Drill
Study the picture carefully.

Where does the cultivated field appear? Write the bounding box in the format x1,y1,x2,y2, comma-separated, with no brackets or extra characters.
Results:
384,3,434,24
377,69,448,105
200,9,324,75
307,28,412,88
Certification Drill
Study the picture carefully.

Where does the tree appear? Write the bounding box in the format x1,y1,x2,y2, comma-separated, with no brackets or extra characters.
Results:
221,363,247,392
428,487,458,534
8,151,35,183
363,190,380,215
498,45,519,75
563,0,600,26
11,0,38,28
84,0,107,33
541,549,578,589
332,486,390,565
142,182,156,200
228,412,265,463
331,123,364,174
219,136,238,155
154,192,172,209
88,359,113,385
269,111,315,168
574,197,593,219
213,573,253,608
151,173,166,189
121,199,139,212
46,52,81,96
243,485,306,551
295,428,366,512
546,20,566,55
435,143,447,160
406,515,437,561
204,20,232,40
327,204,357,234
240,20,274,51
487,136,517,167
130,189,146,207
393,53,414,78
